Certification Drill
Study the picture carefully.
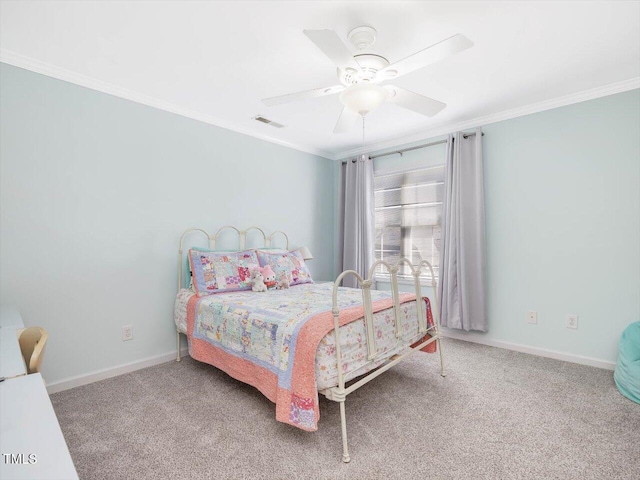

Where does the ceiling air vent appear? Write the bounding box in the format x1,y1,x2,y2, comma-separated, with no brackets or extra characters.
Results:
253,115,285,128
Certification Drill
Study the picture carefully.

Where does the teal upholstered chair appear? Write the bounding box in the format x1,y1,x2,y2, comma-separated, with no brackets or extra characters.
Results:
614,321,640,404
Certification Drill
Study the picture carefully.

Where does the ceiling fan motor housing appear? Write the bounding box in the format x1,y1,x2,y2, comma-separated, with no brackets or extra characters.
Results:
338,54,390,85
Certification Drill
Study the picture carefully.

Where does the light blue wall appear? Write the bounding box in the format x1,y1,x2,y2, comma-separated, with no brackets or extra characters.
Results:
365,89,640,365
0,63,335,384
2,61,637,385
481,89,639,364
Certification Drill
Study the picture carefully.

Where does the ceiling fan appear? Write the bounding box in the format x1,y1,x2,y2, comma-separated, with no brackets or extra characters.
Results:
262,26,473,133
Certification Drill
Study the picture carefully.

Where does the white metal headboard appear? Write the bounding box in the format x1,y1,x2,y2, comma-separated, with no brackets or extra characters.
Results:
178,226,289,291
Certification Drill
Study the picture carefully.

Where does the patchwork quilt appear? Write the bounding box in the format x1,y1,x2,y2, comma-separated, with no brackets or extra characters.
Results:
185,283,433,431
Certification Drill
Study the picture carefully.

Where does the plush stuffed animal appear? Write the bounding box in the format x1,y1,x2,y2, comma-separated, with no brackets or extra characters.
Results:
250,269,267,292
276,270,291,290
260,265,277,290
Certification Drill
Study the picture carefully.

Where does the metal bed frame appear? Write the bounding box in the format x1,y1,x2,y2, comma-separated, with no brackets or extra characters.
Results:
176,226,446,463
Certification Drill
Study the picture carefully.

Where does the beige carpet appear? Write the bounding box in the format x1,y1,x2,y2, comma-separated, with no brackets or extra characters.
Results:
51,339,640,480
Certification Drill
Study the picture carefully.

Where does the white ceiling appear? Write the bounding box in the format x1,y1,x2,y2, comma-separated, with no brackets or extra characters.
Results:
1,1,639,160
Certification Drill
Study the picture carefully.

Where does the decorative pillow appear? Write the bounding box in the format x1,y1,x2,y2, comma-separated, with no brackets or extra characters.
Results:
189,249,259,296
183,246,237,290
256,250,313,286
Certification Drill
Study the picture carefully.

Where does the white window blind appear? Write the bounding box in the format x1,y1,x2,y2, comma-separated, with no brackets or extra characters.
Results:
374,164,445,280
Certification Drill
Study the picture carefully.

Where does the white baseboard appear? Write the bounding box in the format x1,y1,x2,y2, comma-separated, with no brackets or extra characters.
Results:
46,348,189,394
441,329,616,371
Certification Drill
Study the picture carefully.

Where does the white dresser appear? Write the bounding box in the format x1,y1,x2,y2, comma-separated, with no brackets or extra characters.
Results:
0,306,79,480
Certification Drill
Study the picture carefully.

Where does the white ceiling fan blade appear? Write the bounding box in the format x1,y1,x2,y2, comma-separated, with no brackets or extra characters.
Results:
381,34,473,79
303,29,360,70
386,86,446,117
334,107,360,133
262,85,344,106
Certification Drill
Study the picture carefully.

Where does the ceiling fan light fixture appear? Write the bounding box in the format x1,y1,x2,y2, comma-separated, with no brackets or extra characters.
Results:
339,84,389,116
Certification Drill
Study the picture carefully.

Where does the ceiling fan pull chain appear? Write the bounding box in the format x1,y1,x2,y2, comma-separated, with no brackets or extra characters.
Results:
362,115,365,148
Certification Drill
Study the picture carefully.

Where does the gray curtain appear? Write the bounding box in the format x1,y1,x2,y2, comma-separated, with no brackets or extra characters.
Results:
340,155,375,288
438,128,487,331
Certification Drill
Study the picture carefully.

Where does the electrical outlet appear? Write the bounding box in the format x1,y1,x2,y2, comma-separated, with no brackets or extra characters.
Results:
122,325,133,341
566,314,578,330
527,311,538,325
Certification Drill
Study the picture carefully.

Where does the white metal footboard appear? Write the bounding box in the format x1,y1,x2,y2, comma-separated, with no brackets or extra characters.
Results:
321,258,445,463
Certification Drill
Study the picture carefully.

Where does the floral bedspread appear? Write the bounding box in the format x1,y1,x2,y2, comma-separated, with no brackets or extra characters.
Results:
184,283,428,431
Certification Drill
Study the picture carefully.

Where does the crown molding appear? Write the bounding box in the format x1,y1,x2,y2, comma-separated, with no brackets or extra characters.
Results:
0,49,336,160
335,76,640,159
2,48,637,162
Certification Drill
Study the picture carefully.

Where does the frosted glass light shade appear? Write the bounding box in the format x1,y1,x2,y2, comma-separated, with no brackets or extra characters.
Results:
339,84,389,116
297,246,313,260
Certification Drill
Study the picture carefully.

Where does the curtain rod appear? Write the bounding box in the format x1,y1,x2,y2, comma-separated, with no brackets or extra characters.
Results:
462,131,484,139
370,139,447,160
342,132,484,163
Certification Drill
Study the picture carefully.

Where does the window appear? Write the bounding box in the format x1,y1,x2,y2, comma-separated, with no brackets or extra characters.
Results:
374,164,445,281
